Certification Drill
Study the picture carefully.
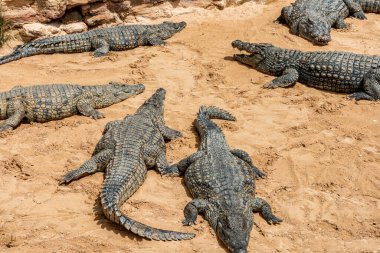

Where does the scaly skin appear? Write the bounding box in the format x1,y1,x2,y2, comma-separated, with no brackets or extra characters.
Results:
0,21,187,65
277,0,380,45
60,88,195,241
232,40,380,101
169,106,282,253
0,82,145,132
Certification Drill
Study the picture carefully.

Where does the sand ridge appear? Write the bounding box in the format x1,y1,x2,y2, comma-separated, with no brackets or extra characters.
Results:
0,1,379,252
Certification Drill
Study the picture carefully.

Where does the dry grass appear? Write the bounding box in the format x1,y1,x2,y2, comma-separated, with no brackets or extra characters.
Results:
0,7,9,47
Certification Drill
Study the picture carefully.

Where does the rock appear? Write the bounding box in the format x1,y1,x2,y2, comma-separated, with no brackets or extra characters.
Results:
81,2,120,26
108,1,132,20
35,0,67,20
1,0,256,39
62,10,83,24
20,23,61,41
66,0,103,9
213,0,227,10
2,7,48,27
61,22,88,34
131,2,174,19
1,0,35,8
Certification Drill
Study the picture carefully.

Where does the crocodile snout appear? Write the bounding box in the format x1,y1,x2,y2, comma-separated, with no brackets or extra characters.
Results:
314,35,331,45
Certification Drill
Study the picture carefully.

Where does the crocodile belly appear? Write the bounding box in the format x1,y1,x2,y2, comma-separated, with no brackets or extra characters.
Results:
298,53,380,93
107,28,144,51
298,70,363,93
23,99,78,122
21,85,82,122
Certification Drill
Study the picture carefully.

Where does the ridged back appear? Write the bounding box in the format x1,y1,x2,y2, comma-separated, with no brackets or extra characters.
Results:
359,0,380,12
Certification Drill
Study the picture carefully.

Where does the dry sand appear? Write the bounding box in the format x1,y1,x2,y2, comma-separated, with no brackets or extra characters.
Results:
0,1,379,252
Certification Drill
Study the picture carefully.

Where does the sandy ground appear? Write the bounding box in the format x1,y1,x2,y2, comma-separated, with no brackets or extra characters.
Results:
0,1,379,252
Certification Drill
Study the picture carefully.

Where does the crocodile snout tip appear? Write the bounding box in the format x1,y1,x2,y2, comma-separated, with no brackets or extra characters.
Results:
231,40,243,48
314,35,331,45
233,249,247,253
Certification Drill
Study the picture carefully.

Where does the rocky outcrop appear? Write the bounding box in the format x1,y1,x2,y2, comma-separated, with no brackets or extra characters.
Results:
1,0,258,41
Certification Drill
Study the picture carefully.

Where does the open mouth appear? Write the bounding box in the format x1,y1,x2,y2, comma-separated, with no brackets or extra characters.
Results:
233,53,252,60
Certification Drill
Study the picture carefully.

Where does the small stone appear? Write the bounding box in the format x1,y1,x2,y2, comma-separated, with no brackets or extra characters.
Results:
61,22,88,34
20,23,61,41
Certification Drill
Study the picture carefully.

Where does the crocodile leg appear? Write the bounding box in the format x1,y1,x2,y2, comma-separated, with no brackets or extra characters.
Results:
263,67,299,89
183,199,210,226
60,149,113,184
158,123,183,140
276,5,293,24
146,31,167,46
169,151,205,175
230,149,266,179
91,38,110,57
0,100,25,132
103,120,123,134
77,97,105,119
343,0,367,19
349,69,380,100
333,18,347,29
250,197,283,224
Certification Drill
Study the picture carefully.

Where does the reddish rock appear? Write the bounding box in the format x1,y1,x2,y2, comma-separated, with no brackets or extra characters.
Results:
20,23,61,41
2,7,49,26
35,0,67,20
61,22,88,34
66,0,103,9
81,2,120,26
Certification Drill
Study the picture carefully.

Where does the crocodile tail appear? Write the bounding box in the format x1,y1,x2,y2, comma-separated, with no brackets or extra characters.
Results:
197,106,236,122
0,41,48,65
0,34,91,65
0,48,26,65
359,0,380,13
196,106,236,136
100,193,195,241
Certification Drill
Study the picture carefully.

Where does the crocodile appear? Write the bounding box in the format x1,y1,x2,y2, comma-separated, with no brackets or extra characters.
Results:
0,82,145,132
232,40,380,101
277,0,380,45
60,88,195,241
169,106,282,253
0,21,187,65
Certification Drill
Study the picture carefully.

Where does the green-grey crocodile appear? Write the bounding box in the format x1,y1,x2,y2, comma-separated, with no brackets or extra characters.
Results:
60,88,195,241
0,21,186,65
0,82,145,132
232,40,380,100
170,106,282,253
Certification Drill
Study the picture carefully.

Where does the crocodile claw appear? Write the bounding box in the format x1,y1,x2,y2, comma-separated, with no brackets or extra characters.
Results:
91,111,105,119
266,215,283,225
0,125,13,133
253,166,267,179
163,165,181,176
182,219,195,226
353,11,367,20
263,81,278,89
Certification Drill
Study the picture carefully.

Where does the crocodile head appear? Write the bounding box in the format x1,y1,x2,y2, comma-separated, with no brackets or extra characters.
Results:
108,83,145,97
158,21,187,39
94,83,145,108
232,40,278,70
215,211,253,253
136,88,166,117
297,15,331,45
